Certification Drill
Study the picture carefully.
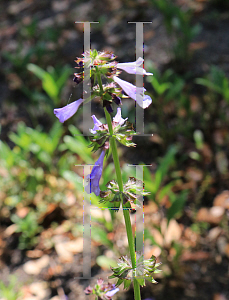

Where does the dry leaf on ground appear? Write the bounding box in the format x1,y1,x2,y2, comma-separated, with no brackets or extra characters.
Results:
23,255,50,275
196,207,225,224
213,191,229,209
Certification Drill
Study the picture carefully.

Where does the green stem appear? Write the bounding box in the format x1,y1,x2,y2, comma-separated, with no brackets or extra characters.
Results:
95,66,104,96
104,110,141,300
134,279,141,299
96,67,141,299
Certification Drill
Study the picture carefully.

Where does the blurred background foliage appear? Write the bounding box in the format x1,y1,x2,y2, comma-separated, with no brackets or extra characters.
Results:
0,0,229,300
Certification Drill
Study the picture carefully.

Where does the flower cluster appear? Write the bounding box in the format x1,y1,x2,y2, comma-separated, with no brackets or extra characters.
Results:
89,107,136,153
84,278,119,300
109,252,162,289
54,50,153,123
99,177,150,212
85,107,136,196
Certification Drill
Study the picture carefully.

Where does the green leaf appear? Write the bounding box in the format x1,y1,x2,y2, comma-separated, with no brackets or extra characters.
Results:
0,141,16,167
165,78,184,102
114,278,124,287
147,145,178,195
61,170,83,191
193,129,204,150
37,151,51,166
91,49,98,59
56,66,72,90
91,227,113,248
150,76,172,95
96,255,117,269
62,135,93,163
167,190,188,223
27,63,59,104
42,72,59,103
144,229,161,248
195,78,222,94
123,279,131,290
27,63,46,80
136,277,145,287
157,181,176,202
9,131,31,150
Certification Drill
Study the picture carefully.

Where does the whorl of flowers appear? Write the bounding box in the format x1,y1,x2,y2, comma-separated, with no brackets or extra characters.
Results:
54,50,153,123
84,278,119,300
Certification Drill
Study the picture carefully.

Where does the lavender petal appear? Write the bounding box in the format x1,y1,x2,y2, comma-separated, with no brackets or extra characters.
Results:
90,115,103,134
117,57,153,75
113,76,152,109
54,98,83,123
105,287,119,297
113,107,127,125
85,150,106,196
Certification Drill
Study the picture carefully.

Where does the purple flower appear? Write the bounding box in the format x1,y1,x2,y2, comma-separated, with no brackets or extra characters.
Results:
90,115,103,134
113,107,127,126
97,278,104,286
117,57,153,75
111,93,122,105
103,100,114,113
105,286,119,298
85,149,106,196
84,286,93,295
54,98,83,123
84,280,119,300
73,72,83,84
113,76,152,109
90,108,126,133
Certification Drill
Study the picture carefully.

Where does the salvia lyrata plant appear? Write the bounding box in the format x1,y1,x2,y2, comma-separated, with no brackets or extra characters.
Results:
54,49,161,300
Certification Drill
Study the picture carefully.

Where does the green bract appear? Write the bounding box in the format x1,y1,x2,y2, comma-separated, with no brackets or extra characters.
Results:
113,121,137,147
89,126,110,152
89,114,136,152
99,177,150,211
109,252,162,288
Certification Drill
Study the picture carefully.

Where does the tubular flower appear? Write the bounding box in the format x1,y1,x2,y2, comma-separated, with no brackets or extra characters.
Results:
113,76,152,109
54,98,83,123
90,107,127,135
117,57,153,75
85,149,106,196
105,285,119,298
90,115,103,134
113,107,127,125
